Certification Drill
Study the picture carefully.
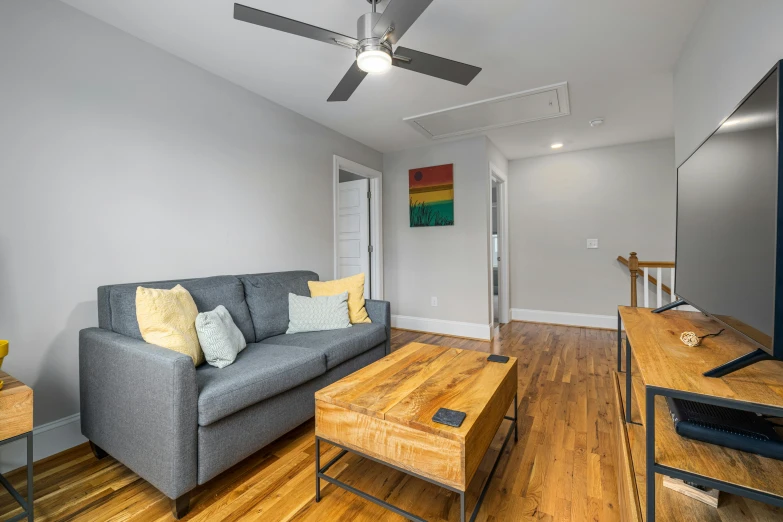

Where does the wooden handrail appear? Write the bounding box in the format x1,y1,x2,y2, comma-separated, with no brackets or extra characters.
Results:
638,261,676,268
617,254,673,299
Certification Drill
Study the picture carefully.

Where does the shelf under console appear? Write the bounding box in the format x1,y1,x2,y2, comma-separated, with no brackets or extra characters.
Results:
615,306,783,521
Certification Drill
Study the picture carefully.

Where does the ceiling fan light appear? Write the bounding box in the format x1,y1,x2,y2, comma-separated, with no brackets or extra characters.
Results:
357,49,392,74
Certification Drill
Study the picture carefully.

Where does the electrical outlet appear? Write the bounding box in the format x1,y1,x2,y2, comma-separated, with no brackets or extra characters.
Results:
586,238,599,249
431,296,438,307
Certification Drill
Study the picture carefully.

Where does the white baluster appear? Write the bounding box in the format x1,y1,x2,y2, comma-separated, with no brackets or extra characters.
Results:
671,268,676,303
657,267,663,308
644,267,649,308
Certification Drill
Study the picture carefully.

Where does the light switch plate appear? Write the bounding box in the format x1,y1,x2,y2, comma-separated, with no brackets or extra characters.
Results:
431,296,438,307
586,239,599,249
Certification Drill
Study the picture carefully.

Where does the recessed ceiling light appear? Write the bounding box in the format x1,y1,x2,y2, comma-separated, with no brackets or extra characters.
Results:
551,143,564,149
590,118,604,127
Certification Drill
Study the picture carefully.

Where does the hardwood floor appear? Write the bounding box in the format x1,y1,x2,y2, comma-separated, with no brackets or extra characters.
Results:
0,323,621,521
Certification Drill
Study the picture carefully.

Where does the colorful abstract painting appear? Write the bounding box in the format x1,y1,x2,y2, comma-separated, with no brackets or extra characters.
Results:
409,164,454,227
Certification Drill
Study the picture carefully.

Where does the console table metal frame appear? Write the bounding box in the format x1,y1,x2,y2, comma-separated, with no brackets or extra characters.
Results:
0,431,33,522
617,311,783,522
315,395,518,522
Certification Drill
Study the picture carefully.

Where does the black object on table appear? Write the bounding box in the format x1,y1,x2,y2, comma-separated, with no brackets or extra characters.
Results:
432,408,467,428
487,354,509,363
666,397,783,460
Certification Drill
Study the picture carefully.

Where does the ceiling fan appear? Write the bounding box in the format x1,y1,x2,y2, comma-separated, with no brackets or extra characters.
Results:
233,0,482,102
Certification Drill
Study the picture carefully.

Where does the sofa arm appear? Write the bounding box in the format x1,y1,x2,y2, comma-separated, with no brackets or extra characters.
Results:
79,328,198,499
365,299,391,355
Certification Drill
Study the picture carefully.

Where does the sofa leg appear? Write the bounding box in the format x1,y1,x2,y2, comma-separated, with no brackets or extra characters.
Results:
89,441,108,460
170,493,190,519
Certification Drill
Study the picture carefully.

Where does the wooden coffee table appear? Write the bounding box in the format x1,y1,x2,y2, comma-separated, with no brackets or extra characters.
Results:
314,342,518,522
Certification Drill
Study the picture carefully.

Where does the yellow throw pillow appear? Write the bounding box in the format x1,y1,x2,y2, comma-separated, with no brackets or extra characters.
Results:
136,284,204,365
308,273,370,324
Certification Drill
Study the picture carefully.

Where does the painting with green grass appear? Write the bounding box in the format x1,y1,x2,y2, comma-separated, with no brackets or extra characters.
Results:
409,164,454,227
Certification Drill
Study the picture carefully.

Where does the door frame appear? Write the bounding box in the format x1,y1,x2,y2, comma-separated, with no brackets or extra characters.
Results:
333,155,384,299
489,162,510,324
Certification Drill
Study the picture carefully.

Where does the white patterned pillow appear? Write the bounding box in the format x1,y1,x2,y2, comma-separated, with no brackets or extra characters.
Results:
195,305,247,368
286,292,352,334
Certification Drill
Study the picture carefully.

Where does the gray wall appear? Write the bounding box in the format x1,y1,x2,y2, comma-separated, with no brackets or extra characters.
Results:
508,139,676,316
0,0,381,427
383,136,492,325
674,0,783,165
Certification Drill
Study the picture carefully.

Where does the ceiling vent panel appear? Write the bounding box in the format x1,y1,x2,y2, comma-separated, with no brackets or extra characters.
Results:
404,82,570,139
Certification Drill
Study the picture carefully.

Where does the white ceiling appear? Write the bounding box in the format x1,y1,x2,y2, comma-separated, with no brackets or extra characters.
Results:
60,0,707,159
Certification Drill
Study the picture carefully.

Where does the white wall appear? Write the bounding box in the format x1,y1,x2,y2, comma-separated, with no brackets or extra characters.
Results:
508,139,676,319
383,136,493,338
0,0,381,463
674,0,783,165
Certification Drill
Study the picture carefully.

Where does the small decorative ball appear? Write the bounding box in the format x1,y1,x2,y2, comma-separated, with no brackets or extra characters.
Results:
680,331,701,347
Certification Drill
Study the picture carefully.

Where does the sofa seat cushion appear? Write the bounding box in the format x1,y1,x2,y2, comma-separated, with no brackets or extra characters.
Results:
260,323,386,370
196,343,326,426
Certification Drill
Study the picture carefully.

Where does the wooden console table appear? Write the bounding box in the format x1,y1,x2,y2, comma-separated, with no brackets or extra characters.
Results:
615,306,783,521
0,371,34,521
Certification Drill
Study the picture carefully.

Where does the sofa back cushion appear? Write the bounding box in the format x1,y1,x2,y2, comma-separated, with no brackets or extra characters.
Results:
238,271,318,341
99,275,255,343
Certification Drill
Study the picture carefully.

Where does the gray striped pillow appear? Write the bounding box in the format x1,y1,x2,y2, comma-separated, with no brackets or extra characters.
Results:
195,305,247,368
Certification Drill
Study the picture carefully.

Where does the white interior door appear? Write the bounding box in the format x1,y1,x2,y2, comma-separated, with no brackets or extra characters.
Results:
338,178,370,297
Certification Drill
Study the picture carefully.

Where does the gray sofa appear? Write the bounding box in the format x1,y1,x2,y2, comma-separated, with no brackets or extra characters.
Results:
79,271,390,518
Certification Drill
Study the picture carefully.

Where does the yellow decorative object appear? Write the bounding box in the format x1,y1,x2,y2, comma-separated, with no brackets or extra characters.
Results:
136,285,204,365
0,340,7,370
309,273,371,324
0,340,7,390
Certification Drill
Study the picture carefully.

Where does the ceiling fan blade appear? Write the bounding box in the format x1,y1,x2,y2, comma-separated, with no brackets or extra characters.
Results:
393,47,481,85
372,0,434,44
327,62,368,102
234,4,357,49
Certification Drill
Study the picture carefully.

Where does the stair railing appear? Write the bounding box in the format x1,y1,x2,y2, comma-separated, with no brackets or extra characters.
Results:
617,252,676,308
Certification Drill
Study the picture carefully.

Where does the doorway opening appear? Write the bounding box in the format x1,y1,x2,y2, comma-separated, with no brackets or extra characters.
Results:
489,162,509,326
491,181,499,326
333,156,383,299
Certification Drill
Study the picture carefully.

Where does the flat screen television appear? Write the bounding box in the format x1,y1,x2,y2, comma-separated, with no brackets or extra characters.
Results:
671,61,783,377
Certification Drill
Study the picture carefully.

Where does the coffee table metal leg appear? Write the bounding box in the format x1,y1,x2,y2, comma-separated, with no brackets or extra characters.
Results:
460,491,465,522
27,432,33,522
469,417,516,522
315,437,321,503
513,394,519,442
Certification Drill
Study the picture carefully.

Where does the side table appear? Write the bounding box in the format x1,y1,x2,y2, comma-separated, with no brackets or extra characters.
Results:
0,371,33,522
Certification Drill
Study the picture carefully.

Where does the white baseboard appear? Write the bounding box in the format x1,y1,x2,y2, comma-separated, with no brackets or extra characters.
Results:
0,413,86,473
511,308,617,329
392,315,491,340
